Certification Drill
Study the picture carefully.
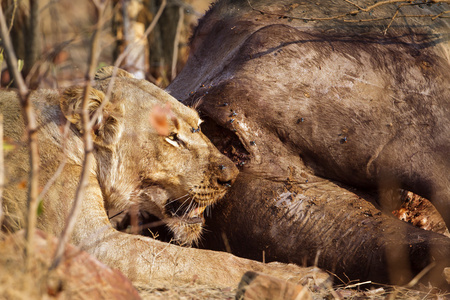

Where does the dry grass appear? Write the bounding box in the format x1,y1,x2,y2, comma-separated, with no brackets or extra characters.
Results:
0,228,449,299
128,276,450,299
0,230,140,300
0,237,46,299
135,283,236,300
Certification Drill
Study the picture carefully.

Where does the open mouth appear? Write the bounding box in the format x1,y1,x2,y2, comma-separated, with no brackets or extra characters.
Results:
165,198,209,225
115,203,210,244
115,182,232,244
159,199,213,245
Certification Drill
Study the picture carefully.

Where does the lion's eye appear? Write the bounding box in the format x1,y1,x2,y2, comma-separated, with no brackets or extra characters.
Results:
191,119,203,133
165,133,181,148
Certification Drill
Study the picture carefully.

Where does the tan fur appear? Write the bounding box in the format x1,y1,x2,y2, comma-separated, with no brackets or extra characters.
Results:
0,67,321,286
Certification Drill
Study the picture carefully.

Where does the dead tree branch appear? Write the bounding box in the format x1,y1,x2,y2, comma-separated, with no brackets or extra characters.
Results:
432,9,450,19
247,0,450,24
384,3,402,34
51,0,167,270
0,114,3,226
0,4,39,270
117,0,167,68
171,4,184,81
91,0,166,125
7,0,18,32
50,0,108,270
24,0,41,89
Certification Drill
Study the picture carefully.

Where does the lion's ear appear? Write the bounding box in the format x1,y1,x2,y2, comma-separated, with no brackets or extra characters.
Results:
60,87,124,146
94,66,134,81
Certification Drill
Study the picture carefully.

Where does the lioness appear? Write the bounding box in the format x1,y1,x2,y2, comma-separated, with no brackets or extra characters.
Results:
1,67,320,286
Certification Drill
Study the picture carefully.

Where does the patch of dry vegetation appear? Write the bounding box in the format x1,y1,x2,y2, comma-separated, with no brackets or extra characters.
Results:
0,227,448,299
0,230,140,300
136,283,236,300
0,233,47,299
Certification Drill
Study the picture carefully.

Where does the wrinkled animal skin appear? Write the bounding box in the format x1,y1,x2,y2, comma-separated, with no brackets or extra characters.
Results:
167,0,450,289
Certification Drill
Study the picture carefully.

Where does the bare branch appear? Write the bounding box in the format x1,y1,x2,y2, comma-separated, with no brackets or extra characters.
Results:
139,0,167,56
0,8,28,97
343,13,450,22
432,9,450,20
0,4,40,271
342,0,364,11
50,0,108,270
246,0,450,24
8,0,18,32
89,0,167,128
171,5,184,81
0,114,3,226
384,5,401,35
51,0,167,268
114,0,167,67
24,0,41,88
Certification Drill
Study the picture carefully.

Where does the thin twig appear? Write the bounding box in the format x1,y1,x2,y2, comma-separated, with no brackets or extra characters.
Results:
89,0,167,127
8,0,18,32
342,0,364,11
343,16,393,22
405,261,436,288
344,280,372,289
24,0,41,88
50,0,166,270
50,0,107,270
246,0,450,23
0,4,39,271
384,6,401,35
432,9,450,20
171,5,184,81
0,115,3,226
47,3,170,241
0,9,28,97
113,0,167,70
170,6,184,81
343,13,450,22
382,1,427,34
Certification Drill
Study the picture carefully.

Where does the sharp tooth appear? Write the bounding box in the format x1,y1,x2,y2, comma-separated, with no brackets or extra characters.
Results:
187,206,207,218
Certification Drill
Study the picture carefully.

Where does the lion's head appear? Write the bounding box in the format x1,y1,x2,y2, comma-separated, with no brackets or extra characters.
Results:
61,67,238,245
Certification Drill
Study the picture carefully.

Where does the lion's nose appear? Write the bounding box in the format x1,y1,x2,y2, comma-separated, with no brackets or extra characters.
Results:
216,161,239,187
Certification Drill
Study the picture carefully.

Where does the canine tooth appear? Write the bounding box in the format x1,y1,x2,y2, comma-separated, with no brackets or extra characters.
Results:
197,206,207,214
187,206,207,218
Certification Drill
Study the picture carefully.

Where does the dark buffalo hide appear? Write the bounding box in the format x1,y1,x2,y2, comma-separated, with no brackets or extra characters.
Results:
166,0,450,290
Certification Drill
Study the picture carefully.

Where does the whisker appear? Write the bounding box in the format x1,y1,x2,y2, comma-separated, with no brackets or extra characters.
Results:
180,197,193,211
183,198,196,216
165,194,189,207
174,197,192,215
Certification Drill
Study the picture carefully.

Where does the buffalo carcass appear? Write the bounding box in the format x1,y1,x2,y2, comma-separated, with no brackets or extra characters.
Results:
167,0,450,289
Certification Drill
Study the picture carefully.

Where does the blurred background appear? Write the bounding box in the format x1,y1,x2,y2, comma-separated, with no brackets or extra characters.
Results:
1,0,213,89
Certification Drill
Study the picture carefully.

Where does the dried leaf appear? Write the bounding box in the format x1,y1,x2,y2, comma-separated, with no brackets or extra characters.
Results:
3,141,16,152
18,180,27,189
